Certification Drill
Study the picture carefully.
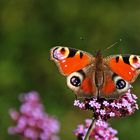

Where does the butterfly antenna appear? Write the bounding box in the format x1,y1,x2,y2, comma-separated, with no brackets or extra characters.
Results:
105,39,122,51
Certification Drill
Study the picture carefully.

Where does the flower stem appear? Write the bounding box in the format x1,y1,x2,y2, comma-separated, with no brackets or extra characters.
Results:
84,117,95,140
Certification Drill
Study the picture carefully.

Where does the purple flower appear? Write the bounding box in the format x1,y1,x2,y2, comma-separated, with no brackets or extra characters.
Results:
109,112,115,117
74,90,138,120
74,119,118,140
74,90,139,139
8,91,60,140
74,100,80,106
103,101,109,107
100,109,106,116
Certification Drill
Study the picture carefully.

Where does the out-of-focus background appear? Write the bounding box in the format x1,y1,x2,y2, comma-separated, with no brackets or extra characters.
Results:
0,0,140,139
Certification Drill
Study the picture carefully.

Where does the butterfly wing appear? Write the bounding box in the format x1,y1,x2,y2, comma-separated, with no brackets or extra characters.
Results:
50,46,93,75
106,54,140,82
101,54,140,98
50,46,96,97
101,67,116,98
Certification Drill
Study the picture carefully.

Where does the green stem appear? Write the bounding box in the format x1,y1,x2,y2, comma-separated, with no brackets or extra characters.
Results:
84,117,95,140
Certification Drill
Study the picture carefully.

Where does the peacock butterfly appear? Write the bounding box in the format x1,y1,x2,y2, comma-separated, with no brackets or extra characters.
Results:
50,46,140,98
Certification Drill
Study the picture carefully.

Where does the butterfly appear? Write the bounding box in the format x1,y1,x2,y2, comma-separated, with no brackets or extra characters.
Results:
50,46,140,98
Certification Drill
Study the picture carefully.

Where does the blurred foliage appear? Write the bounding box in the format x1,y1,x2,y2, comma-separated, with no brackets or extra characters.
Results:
0,0,140,140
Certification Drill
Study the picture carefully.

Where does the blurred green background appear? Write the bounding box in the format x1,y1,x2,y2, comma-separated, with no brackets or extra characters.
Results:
0,0,140,139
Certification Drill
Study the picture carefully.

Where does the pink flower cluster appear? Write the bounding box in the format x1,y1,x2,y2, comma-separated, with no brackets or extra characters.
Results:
74,90,139,140
74,90,138,120
8,91,60,140
74,119,118,140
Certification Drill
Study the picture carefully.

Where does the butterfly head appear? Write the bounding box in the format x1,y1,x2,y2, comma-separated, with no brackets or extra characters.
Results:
96,50,102,55
95,50,103,61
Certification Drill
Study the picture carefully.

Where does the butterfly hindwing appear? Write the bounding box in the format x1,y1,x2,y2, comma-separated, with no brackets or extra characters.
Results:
100,67,131,98
101,67,116,97
66,65,97,97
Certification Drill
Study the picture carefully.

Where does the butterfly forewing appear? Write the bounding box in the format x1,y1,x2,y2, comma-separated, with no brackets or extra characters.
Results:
50,46,93,75
105,54,140,82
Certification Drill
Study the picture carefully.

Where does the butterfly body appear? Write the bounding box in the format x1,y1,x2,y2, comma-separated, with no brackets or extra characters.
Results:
50,46,140,98
94,51,104,89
